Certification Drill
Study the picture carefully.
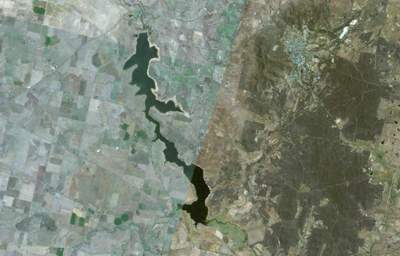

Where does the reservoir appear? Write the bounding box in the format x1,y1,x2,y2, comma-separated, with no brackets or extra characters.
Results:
123,32,210,224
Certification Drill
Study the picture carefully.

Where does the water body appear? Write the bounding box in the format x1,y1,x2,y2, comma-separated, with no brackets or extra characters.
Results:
123,32,210,225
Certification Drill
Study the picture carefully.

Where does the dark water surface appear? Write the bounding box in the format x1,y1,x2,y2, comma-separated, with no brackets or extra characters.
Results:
123,33,210,225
